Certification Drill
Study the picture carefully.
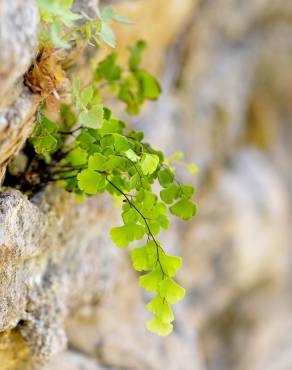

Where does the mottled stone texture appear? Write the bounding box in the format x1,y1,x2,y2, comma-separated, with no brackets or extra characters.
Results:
0,0,39,183
0,0,38,104
1,0,292,370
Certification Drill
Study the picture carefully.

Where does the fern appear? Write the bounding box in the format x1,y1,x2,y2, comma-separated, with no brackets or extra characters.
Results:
24,1,198,336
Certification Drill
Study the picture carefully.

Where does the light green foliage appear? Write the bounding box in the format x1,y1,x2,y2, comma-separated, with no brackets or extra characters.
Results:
37,1,130,49
32,1,199,337
95,40,161,114
131,241,157,271
146,317,173,337
140,153,159,175
159,278,185,304
110,223,145,248
67,147,88,166
147,296,174,323
128,40,147,72
77,169,105,194
79,104,104,128
33,101,196,335
31,115,60,154
36,0,81,26
170,198,197,220
95,53,122,82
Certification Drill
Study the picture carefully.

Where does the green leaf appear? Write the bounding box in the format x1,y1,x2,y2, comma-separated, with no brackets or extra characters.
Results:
80,86,94,107
95,53,121,82
160,254,182,277
139,268,163,293
99,22,116,48
34,115,58,135
105,155,127,171
79,105,104,128
129,173,140,189
50,20,70,49
140,153,159,175
148,221,160,236
118,78,140,115
127,130,144,142
101,6,114,21
147,296,174,323
100,136,114,149
152,202,167,215
100,118,124,135
31,115,60,154
113,134,130,151
136,70,161,100
146,317,173,336
110,223,145,248
122,208,138,224
160,184,179,204
131,242,157,271
110,225,129,248
32,135,58,154
125,149,140,162
156,214,170,229
170,198,197,220
76,132,96,150
143,190,157,210
128,40,147,72
179,185,194,199
88,153,106,171
103,107,112,120
67,147,88,166
158,169,174,188
37,0,81,27
77,169,105,194
159,278,185,304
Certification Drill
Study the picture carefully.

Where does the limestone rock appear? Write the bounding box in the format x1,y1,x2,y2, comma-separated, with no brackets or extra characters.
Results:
0,89,37,184
0,188,120,366
43,351,107,370
0,0,38,107
0,187,199,370
1,0,292,369
0,0,39,182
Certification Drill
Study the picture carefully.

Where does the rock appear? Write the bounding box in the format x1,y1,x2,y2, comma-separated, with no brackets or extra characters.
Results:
0,89,37,182
0,188,121,366
43,351,107,370
0,0,38,107
0,0,39,183
0,187,200,370
181,149,290,322
1,0,292,369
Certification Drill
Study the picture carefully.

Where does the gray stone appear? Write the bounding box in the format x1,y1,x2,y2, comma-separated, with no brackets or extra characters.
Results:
0,0,39,106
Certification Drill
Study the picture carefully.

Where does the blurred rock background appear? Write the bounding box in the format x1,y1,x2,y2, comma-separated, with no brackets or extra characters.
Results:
1,0,292,369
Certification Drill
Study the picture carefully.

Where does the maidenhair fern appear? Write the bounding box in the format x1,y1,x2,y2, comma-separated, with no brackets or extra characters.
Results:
21,0,198,336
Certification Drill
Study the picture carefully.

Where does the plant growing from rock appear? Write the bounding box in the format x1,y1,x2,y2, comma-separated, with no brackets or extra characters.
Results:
10,0,198,336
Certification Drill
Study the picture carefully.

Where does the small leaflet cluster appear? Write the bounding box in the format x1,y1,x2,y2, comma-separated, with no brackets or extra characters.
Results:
28,0,198,336
36,0,131,49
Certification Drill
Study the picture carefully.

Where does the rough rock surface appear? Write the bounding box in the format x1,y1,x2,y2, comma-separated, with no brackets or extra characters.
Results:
0,0,39,183
1,0,292,370
0,0,38,105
